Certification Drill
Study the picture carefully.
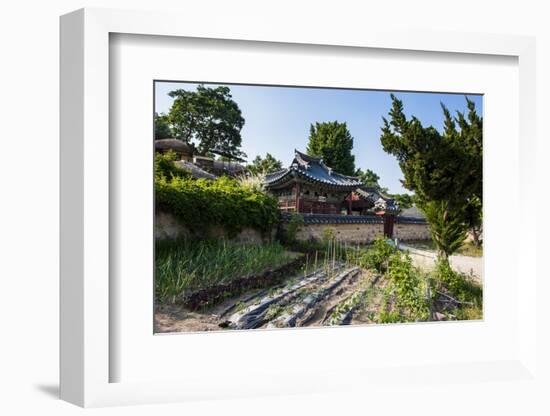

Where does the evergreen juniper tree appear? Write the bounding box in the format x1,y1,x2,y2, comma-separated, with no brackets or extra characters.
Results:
380,94,483,257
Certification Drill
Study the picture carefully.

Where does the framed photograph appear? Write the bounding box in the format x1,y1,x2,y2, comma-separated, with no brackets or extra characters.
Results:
152,81,484,335
60,8,538,408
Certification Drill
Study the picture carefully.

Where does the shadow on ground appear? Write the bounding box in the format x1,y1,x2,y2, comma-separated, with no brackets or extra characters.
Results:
34,384,59,399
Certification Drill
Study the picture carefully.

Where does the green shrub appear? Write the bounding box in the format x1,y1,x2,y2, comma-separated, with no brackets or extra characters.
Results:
379,310,402,324
457,241,483,257
155,150,279,235
386,252,429,321
433,258,482,305
286,213,304,243
359,237,397,273
453,306,483,320
155,150,191,180
155,174,280,235
322,228,336,244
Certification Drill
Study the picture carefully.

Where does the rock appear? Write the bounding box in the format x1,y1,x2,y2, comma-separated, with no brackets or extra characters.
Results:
434,312,447,321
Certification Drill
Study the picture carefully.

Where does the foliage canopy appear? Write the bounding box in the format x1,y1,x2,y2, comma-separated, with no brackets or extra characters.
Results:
380,94,483,255
355,168,414,210
247,153,283,175
167,85,246,160
306,121,355,176
154,112,172,140
355,168,380,188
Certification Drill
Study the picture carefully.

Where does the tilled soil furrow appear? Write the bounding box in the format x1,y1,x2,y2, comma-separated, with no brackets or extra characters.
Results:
217,289,269,318
298,272,367,327
324,288,369,326
323,274,383,326
225,266,342,329
265,267,360,328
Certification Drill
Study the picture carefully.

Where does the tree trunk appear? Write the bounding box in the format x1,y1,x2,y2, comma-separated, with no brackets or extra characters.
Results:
471,228,482,247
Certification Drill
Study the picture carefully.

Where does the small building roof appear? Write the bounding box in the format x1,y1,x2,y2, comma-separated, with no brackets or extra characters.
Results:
265,150,363,191
354,187,401,214
155,138,195,154
193,156,245,175
212,160,246,174
398,204,426,219
175,160,217,180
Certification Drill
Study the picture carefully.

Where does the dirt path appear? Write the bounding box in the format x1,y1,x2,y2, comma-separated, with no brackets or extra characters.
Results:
399,244,483,282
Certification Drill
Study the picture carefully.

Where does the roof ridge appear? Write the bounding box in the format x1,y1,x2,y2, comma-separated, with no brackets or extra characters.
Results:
294,149,322,164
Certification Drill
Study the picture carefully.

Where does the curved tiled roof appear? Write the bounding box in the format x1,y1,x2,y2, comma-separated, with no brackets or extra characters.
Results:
265,150,363,190
175,160,217,180
212,160,245,173
155,138,195,154
281,212,384,224
355,187,401,214
280,212,427,225
395,216,427,224
398,204,426,219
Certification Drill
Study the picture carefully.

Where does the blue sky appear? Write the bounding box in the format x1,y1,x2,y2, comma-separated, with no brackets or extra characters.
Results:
155,82,483,195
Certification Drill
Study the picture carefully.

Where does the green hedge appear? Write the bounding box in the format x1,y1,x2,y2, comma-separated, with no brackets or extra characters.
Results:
155,174,280,235
155,150,191,180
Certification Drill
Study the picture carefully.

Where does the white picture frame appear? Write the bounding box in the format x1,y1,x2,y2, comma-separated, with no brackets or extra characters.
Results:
60,7,538,408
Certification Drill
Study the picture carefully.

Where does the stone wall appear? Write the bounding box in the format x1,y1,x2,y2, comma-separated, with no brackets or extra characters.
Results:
294,223,384,244
393,222,431,241
289,221,430,244
155,210,275,244
156,210,431,245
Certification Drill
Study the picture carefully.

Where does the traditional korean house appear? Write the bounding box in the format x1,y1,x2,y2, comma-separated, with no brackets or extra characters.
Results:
265,150,402,237
264,150,361,214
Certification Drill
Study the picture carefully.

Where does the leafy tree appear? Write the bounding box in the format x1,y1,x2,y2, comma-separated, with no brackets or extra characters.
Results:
355,167,413,209
355,168,381,187
306,121,355,175
392,193,414,210
154,113,172,139
247,153,283,175
167,85,246,159
380,94,482,257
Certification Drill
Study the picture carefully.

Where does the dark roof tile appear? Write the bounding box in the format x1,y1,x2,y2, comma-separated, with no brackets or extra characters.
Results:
265,150,363,190
155,139,195,154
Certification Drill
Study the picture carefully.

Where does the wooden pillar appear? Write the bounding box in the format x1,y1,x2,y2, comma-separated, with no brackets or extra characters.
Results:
383,214,395,238
347,192,352,215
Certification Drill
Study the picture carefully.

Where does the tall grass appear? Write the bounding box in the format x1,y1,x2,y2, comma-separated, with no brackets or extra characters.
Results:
156,239,293,303
236,172,266,192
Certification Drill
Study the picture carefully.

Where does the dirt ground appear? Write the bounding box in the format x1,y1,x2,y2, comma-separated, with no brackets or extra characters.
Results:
400,244,483,283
